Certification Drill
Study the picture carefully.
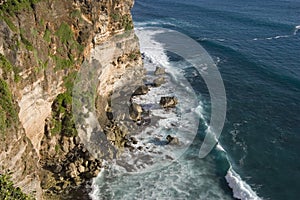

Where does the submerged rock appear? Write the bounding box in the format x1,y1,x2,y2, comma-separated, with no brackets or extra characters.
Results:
166,135,180,145
160,96,178,108
132,85,149,96
153,77,166,87
154,66,166,75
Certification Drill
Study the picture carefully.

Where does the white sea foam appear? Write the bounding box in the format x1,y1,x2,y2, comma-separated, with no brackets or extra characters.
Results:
253,35,290,41
90,153,235,200
134,20,176,28
226,167,262,200
294,25,300,35
197,37,227,42
90,27,262,200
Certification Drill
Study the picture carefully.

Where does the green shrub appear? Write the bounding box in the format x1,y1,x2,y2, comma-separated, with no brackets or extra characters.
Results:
122,15,133,31
52,55,74,71
0,15,18,32
43,28,51,43
0,0,41,15
56,22,74,45
51,92,77,137
0,53,22,82
111,13,120,22
0,174,32,200
0,53,13,74
20,34,34,51
0,78,18,134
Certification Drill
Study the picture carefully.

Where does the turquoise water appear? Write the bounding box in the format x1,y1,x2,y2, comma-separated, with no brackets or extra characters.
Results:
90,0,300,199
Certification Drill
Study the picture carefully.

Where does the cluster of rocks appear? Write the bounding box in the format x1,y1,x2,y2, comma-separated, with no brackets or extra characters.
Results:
126,66,180,146
104,121,128,148
40,134,102,194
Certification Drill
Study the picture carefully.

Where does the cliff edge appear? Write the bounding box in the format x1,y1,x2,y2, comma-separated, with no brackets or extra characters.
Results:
0,0,143,199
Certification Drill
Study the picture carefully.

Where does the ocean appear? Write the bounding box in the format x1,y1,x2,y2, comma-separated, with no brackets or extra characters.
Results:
90,0,300,199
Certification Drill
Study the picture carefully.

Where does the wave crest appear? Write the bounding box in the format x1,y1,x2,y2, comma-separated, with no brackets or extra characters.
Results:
226,167,262,200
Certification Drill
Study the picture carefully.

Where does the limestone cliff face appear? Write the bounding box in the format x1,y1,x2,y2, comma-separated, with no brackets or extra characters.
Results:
0,0,142,199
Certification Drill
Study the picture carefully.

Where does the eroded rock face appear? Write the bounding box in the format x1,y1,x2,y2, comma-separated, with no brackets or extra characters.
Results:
0,0,142,198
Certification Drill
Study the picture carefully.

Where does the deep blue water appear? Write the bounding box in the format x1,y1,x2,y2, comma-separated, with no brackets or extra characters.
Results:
132,0,300,199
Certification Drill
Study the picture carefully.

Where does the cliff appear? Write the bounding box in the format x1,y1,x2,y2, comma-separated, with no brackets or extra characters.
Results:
0,0,143,199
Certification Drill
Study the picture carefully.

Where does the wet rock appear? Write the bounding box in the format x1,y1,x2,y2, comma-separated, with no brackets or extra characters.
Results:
129,146,135,152
129,103,143,121
124,141,132,148
166,135,180,145
132,85,149,96
153,77,166,87
160,96,178,108
154,66,165,75
131,137,138,144
137,146,143,151
165,155,174,160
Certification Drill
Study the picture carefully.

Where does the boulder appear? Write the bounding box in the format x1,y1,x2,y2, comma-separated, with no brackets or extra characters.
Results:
67,163,78,178
129,103,143,121
53,164,63,173
166,135,180,145
154,66,165,75
78,165,85,173
153,77,166,87
160,96,178,108
132,85,149,96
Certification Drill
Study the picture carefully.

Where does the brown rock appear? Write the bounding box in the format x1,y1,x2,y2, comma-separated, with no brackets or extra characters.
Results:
166,135,180,145
129,103,143,121
132,85,149,96
154,66,165,75
78,165,85,173
153,77,166,87
160,96,178,108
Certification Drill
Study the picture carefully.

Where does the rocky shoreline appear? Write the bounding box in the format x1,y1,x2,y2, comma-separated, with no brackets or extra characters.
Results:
0,0,146,199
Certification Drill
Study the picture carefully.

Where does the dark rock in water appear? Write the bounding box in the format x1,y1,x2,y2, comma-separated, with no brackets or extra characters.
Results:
166,135,180,145
137,146,143,150
141,117,151,126
129,103,143,121
124,141,132,148
165,155,174,160
131,137,138,144
132,85,149,96
160,96,178,108
153,77,166,87
154,66,165,75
